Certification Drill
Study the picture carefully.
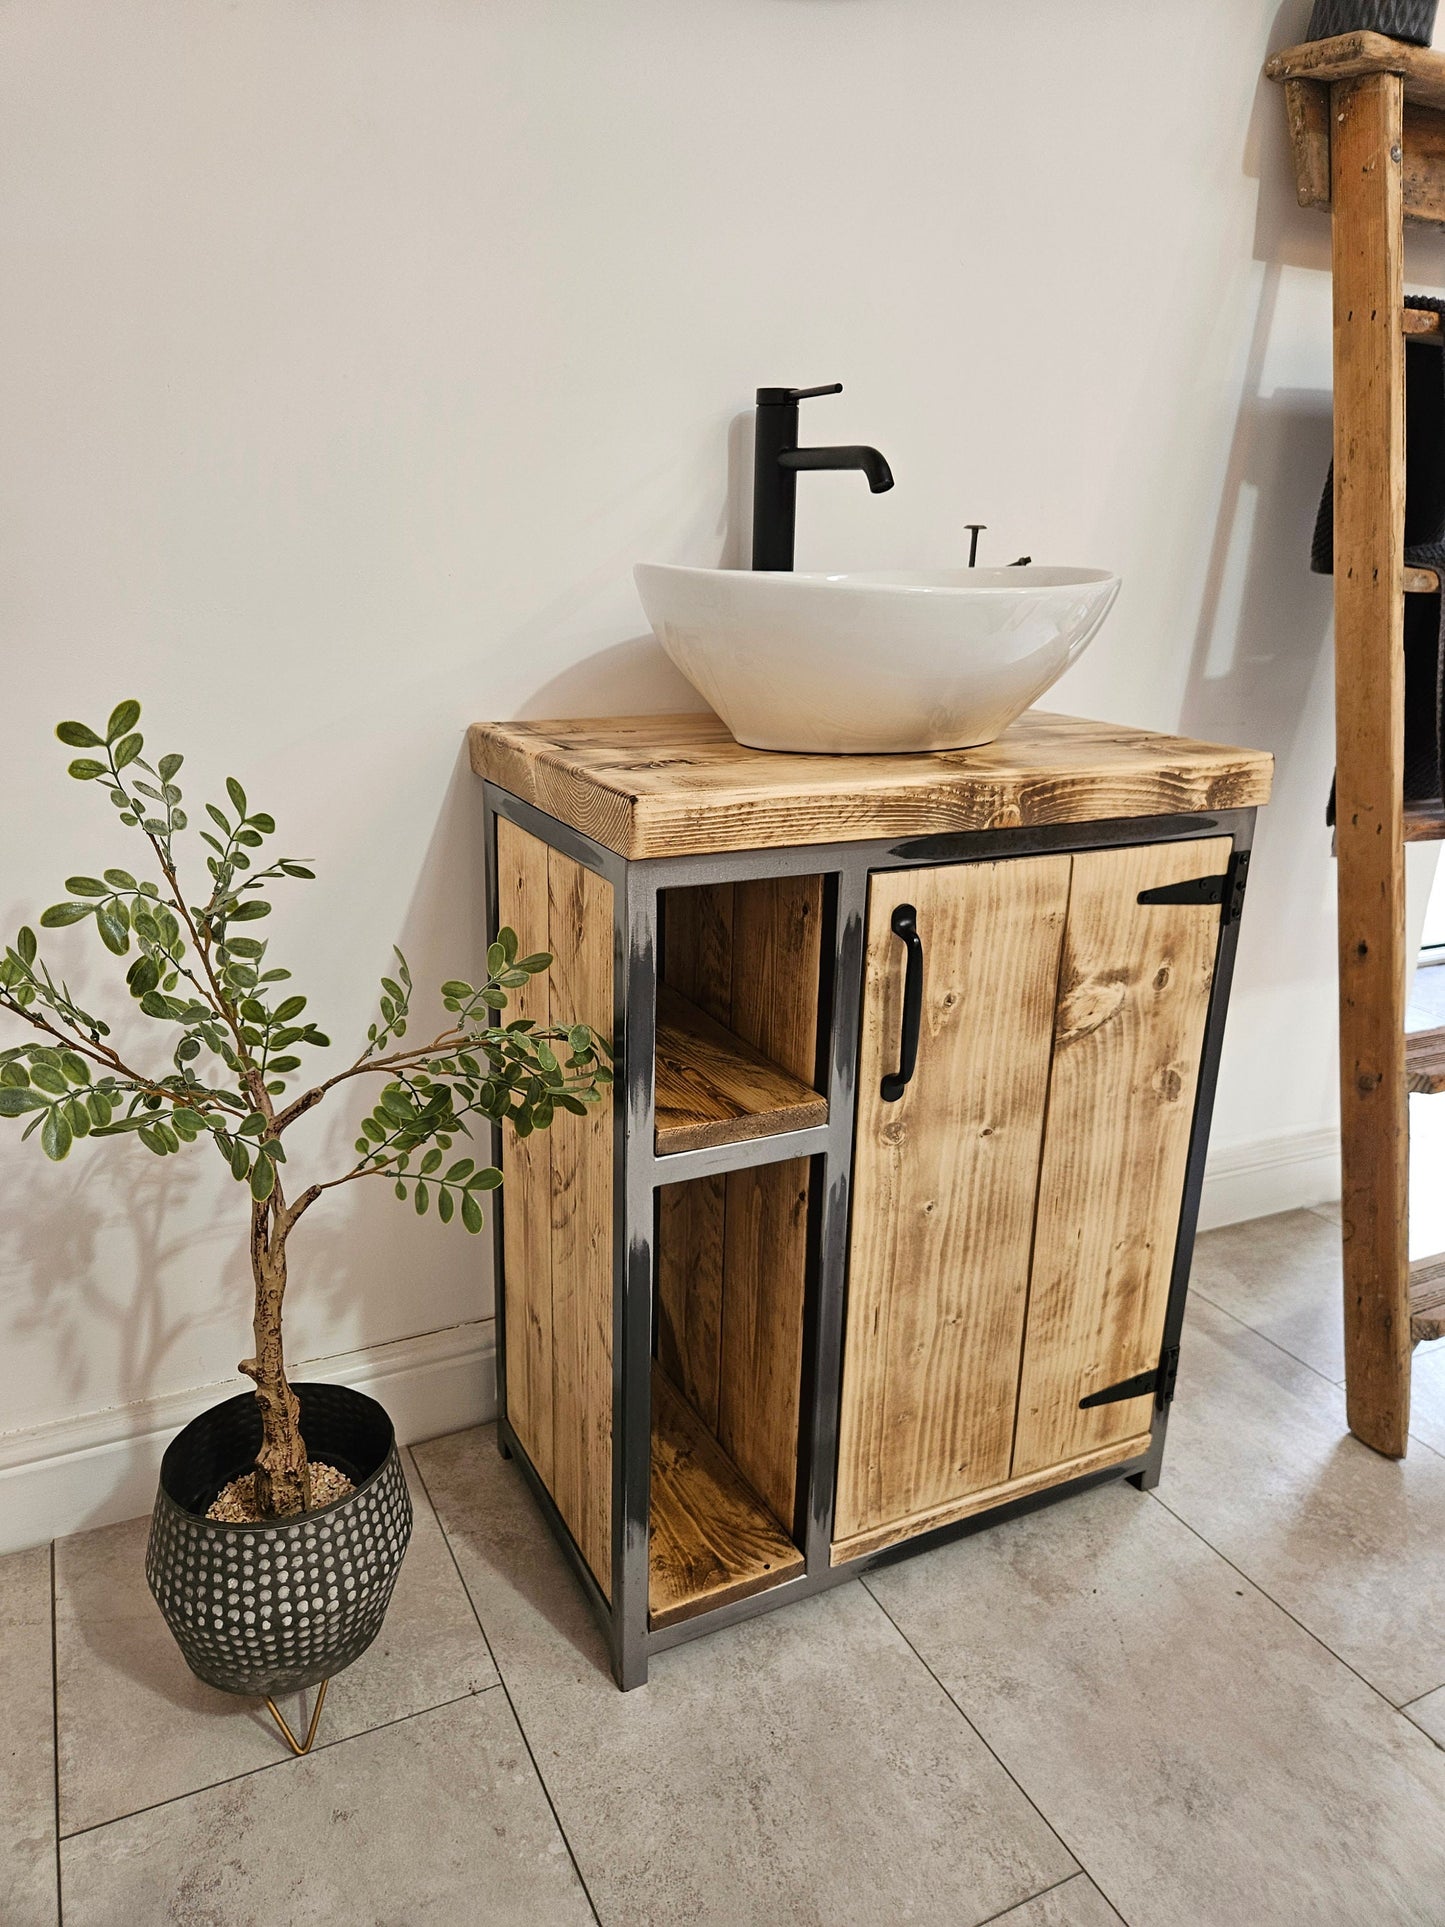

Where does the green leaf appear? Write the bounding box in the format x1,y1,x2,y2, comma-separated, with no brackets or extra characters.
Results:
279,862,314,879
517,953,551,974
226,901,271,922
113,732,143,768
0,1063,28,1088
103,869,138,890
498,927,518,965
39,902,94,927
238,1113,267,1137
230,1140,250,1181
361,1117,386,1144
17,927,36,966
138,990,171,1020
104,700,141,744
0,1088,47,1116
249,1154,275,1201
273,995,306,1023
414,1182,429,1215
250,812,275,835
29,1064,67,1095
394,1179,407,1200
267,1055,301,1074
66,757,107,781
205,805,230,834
95,899,130,955
87,1091,113,1127
420,1148,443,1174
41,1108,73,1160
226,777,247,816
437,1186,454,1224
461,1191,483,1233
66,1099,91,1138
479,988,507,1010
171,1109,201,1140
225,937,264,958
444,1158,475,1183
468,1166,503,1191
126,956,160,997
56,720,102,748
59,1052,89,1084
64,876,108,898
158,753,183,781
440,981,473,1001
487,941,506,976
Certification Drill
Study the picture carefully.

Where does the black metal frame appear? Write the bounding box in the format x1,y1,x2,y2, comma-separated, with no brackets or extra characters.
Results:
482,779,1257,1688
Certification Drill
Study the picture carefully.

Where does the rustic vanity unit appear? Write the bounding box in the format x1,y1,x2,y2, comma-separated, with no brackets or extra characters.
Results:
469,711,1272,1688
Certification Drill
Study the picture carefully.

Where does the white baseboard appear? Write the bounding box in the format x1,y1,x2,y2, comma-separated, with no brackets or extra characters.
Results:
0,1320,496,1558
1198,1126,1340,1232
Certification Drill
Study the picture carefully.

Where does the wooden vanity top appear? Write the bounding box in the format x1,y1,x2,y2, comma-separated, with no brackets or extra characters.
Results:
469,711,1273,860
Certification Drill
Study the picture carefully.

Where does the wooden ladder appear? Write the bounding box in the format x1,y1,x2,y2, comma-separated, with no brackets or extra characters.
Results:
1267,31,1445,1457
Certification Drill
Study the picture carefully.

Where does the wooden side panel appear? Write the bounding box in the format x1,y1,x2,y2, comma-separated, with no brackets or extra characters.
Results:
664,882,734,1025
1331,72,1413,1459
834,856,1071,1544
496,818,554,1488
1011,840,1228,1477
495,820,614,1596
655,1175,726,1430
718,1159,811,1529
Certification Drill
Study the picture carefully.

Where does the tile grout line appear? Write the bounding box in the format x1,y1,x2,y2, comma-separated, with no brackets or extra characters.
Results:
407,1446,604,1927
56,1685,505,1843
1187,1284,1445,1467
50,1539,62,1926
859,1576,1133,1927
1141,1487,1444,1729
971,1872,1105,1927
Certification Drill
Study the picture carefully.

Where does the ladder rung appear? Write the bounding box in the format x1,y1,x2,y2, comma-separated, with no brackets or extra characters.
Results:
1406,1027,1445,1092
1405,565,1440,593
1405,311,1445,345
1405,797,1445,842
1411,1253,1445,1343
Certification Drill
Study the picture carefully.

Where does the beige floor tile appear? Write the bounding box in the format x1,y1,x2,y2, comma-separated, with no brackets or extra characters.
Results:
60,1688,591,1926
414,1426,1077,1927
56,1450,496,1834
1189,1207,1345,1380
866,1481,1445,1927
1402,1682,1445,1750
993,1876,1126,1926
0,1545,57,1927
1158,1295,1445,1704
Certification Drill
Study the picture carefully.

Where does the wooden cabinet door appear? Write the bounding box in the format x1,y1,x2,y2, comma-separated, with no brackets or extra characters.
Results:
1011,838,1229,1476
834,855,1072,1545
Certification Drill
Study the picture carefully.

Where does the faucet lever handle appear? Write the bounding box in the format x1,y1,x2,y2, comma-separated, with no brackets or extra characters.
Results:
755,382,843,405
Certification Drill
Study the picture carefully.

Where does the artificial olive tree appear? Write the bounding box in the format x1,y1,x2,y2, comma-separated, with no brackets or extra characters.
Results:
0,702,608,1516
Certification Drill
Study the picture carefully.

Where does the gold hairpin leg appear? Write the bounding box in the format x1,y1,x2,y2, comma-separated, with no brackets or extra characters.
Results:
263,1677,330,1756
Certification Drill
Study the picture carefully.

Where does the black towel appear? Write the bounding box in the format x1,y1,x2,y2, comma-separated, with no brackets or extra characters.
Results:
1313,295,1445,818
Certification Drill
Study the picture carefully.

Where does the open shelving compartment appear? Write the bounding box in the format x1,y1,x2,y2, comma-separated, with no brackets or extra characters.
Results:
645,874,829,1628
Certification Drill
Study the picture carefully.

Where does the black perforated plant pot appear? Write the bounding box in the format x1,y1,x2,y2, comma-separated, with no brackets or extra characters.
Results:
1307,0,1438,43
146,1381,412,1698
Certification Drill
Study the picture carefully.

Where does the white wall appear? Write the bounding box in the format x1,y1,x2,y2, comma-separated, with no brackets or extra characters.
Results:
1,0,1436,1548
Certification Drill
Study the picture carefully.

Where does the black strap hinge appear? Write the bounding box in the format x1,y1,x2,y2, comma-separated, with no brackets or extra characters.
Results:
1078,1343,1181,1412
1137,849,1249,924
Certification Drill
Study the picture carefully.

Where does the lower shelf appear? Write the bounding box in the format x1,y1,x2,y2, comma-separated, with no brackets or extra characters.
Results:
654,985,827,1156
648,1364,803,1629
1411,1254,1445,1343
1407,1028,1445,1093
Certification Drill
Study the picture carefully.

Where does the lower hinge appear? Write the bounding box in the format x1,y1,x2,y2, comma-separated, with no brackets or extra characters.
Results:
1078,1344,1181,1412
1137,848,1250,923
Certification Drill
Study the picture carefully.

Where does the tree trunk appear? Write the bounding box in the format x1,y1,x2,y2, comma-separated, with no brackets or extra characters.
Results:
240,1197,311,1516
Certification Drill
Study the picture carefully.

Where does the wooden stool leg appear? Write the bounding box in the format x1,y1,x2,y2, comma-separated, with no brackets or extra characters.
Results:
1331,71,1412,1458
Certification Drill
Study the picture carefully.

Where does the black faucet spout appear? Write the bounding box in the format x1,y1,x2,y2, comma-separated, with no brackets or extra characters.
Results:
779,445,895,494
751,383,894,570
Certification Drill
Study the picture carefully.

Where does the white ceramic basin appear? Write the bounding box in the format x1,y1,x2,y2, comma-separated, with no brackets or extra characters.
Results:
633,563,1121,754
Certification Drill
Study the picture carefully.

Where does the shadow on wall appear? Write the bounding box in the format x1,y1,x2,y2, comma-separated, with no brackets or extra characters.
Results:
1177,3,1445,1016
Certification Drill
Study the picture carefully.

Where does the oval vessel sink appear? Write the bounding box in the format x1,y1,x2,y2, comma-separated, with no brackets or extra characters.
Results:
634,563,1121,754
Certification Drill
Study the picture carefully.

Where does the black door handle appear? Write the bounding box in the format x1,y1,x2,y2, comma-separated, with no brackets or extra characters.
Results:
881,904,923,1102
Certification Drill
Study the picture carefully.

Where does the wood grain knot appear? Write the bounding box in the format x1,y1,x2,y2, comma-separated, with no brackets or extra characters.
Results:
1054,974,1127,1045
1151,1063,1185,1104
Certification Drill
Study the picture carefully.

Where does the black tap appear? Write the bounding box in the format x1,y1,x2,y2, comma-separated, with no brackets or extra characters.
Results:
751,384,894,571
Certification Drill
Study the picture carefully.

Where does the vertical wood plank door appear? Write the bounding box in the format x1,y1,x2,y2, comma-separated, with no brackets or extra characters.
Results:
495,818,614,1596
834,855,1071,1545
1011,838,1229,1477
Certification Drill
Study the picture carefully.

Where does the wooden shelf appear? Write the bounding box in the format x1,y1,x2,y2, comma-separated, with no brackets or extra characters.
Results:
1404,797,1445,842
1407,1027,1445,1092
1267,34,1445,113
1411,1254,1445,1343
1269,36,1445,225
648,1365,803,1628
654,983,827,1156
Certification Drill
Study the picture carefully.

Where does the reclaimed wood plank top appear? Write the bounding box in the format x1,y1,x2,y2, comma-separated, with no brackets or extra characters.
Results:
469,711,1273,859
1266,34,1445,112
